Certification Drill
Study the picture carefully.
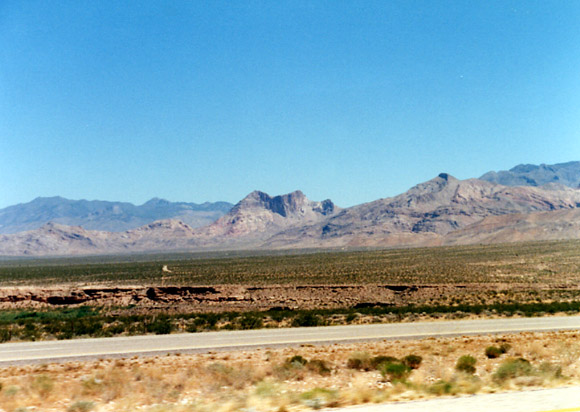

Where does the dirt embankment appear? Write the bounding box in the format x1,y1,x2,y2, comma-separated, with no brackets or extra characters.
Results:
0,283,576,312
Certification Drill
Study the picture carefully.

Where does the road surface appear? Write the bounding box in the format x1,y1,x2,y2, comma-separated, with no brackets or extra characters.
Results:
1,315,579,365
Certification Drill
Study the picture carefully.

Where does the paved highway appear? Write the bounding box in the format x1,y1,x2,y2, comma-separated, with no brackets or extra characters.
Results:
1,315,580,365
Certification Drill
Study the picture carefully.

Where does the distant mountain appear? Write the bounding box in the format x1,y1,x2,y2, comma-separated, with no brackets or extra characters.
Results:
0,220,200,256
0,197,233,234
0,191,339,255
4,165,580,256
480,161,580,188
196,190,337,240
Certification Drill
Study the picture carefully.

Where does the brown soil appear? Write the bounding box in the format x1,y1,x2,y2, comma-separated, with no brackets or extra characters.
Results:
0,283,578,312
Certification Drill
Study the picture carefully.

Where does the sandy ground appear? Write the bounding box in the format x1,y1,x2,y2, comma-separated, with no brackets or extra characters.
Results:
0,330,578,412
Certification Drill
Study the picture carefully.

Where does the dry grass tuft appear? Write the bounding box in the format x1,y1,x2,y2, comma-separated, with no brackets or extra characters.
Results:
0,330,577,411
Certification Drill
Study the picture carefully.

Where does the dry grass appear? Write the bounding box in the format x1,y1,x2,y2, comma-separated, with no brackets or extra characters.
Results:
0,330,579,411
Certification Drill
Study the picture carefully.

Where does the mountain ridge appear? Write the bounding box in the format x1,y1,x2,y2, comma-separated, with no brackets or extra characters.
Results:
3,160,580,256
0,197,233,234
480,161,580,188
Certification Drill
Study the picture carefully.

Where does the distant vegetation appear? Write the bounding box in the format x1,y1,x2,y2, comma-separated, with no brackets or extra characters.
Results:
2,299,580,342
1,239,580,286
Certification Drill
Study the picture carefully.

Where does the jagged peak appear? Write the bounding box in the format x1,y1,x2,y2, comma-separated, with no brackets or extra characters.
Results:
240,190,306,203
230,190,334,219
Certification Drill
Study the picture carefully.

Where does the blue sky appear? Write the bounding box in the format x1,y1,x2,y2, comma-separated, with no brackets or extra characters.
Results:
1,1,579,209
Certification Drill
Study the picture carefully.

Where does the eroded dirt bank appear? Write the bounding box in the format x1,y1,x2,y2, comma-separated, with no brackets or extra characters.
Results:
0,283,577,312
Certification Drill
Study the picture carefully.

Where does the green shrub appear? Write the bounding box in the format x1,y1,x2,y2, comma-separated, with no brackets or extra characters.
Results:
345,313,358,323
493,358,534,384
428,380,456,395
379,362,411,381
455,355,477,374
402,354,423,369
292,313,324,327
239,314,263,330
370,355,398,369
485,346,503,359
300,388,338,410
0,328,12,343
146,319,173,335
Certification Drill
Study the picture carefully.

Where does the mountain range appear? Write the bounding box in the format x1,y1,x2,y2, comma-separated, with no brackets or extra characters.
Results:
0,197,233,234
3,161,580,256
480,161,580,188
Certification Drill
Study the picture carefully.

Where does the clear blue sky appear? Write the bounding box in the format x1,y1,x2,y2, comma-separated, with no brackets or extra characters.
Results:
1,1,579,209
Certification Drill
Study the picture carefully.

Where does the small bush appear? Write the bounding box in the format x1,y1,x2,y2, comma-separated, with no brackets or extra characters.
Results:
402,354,423,369
370,355,398,369
455,355,477,374
0,328,12,343
346,352,372,371
493,358,534,384
428,380,456,395
239,314,263,330
485,346,503,359
538,362,562,380
31,375,54,398
345,313,358,323
379,362,411,381
300,388,338,409
499,343,511,354
292,313,324,327
146,319,173,335
307,359,331,375
287,355,308,366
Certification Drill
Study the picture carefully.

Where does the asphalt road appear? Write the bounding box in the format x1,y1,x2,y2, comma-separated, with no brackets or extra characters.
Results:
1,315,580,365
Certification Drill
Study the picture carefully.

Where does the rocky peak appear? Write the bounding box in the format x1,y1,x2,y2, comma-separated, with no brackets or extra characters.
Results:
404,173,459,200
313,199,336,216
235,190,310,218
